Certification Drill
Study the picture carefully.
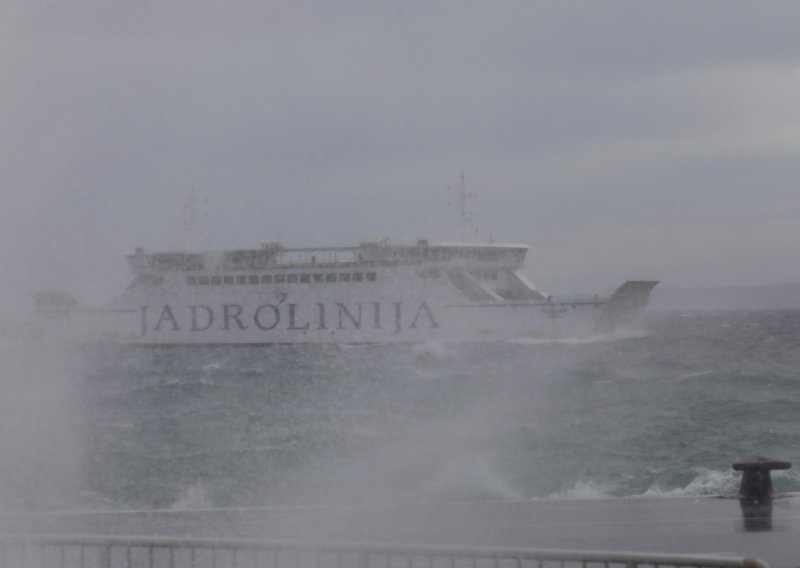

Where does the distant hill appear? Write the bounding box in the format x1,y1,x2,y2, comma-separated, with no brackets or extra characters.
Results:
649,281,800,311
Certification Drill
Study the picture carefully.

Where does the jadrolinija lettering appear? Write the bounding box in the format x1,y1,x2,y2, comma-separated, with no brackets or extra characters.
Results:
140,301,439,338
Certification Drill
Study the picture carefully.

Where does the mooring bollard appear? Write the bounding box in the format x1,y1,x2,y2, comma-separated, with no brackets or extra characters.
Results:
732,456,792,531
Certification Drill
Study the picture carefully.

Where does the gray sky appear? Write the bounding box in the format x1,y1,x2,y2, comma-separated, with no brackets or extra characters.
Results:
2,1,800,305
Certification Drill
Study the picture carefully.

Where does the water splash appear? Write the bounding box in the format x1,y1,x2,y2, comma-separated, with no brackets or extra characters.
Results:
171,481,214,510
548,480,616,500
422,453,523,501
640,468,739,498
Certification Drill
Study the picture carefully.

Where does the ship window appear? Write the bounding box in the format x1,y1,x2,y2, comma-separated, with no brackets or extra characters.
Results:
366,272,377,282
249,274,259,284
326,273,337,283
313,273,324,283
211,276,222,285
300,274,311,283
153,252,204,271
261,274,273,284
352,272,363,282
224,275,234,285
187,276,197,285
287,274,298,283
274,274,285,284
236,275,247,284
198,276,210,285
339,273,351,282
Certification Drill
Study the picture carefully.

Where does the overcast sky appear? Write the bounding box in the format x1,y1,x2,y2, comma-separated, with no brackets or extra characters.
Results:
2,1,800,305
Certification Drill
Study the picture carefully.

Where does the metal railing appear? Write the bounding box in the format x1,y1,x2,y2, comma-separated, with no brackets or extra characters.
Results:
0,535,768,568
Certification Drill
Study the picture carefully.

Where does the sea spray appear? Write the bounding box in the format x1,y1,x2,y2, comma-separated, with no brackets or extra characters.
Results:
4,311,798,510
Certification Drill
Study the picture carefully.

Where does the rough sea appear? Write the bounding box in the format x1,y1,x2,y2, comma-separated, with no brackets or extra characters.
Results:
2,310,799,513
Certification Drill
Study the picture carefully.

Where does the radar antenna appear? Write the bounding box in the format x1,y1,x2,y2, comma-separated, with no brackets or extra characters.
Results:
448,173,479,242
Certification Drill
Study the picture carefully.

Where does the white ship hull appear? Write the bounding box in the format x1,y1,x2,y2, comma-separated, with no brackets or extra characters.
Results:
35,242,657,345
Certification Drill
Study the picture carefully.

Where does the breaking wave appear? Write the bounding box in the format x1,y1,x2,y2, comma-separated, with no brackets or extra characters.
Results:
639,468,739,498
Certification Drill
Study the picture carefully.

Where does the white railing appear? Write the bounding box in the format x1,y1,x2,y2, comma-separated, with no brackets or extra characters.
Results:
275,248,361,267
0,535,768,568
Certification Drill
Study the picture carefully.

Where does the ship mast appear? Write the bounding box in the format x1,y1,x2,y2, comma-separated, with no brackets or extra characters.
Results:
183,186,208,251
448,173,479,242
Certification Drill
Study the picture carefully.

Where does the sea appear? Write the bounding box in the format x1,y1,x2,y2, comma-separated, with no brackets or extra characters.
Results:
1,309,799,513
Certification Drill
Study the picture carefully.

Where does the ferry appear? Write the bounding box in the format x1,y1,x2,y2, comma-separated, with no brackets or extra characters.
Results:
34,237,657,345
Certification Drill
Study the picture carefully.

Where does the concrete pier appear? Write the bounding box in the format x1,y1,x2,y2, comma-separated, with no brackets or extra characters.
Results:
2,495,799,568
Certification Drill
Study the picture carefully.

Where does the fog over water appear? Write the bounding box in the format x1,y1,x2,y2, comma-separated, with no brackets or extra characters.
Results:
0,342,84,510
3,2,800,308
1,312,799,514
1,2,800,560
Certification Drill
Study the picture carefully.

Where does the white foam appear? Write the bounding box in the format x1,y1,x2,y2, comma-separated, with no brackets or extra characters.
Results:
639,468,738,498
548,480,615,500
512,329,648,346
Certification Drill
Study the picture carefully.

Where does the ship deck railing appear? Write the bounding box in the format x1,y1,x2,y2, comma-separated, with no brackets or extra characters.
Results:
0,535,768,568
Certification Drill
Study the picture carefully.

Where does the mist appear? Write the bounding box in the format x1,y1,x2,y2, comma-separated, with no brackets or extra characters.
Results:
0,342,84,512
3,1,800,312
2,3,800,566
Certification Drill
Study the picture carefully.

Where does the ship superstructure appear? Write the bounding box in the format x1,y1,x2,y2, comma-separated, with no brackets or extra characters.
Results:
36,238,656,344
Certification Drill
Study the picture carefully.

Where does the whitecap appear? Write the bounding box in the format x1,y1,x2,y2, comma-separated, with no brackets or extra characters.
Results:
548,480,615,500
638,468,738,498
512,329,648,346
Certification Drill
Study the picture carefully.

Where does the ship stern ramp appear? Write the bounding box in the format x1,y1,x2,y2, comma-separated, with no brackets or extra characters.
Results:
505,269,547,300
596,280,659,330
446,269,504,301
